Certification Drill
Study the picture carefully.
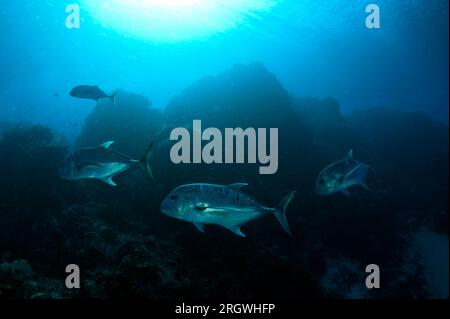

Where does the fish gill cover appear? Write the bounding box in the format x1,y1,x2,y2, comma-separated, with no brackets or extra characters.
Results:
0,0,448,302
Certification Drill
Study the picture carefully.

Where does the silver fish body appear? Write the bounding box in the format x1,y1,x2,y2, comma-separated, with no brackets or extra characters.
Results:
160,183,295,237
316,150,371,196
59,141,154,186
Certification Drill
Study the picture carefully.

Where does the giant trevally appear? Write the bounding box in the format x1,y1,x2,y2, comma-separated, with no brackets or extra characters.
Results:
315,150,371,196
69,85,118,103
160,183,296,237
59,141,154,186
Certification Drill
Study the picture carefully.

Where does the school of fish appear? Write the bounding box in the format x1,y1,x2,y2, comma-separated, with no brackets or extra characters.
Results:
61,85,372,237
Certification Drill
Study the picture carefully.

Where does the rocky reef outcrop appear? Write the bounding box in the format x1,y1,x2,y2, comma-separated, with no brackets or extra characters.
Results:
0,63,447,299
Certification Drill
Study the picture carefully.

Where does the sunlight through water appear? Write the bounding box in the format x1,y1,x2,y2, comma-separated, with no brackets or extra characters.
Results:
80,0,279,42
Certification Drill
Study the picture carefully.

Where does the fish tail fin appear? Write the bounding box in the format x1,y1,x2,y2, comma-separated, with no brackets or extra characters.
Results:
273,191,296,235
110,90,120,104
139,141,155,181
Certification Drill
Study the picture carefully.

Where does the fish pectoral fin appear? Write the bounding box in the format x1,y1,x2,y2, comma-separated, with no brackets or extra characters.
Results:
102,177,117,187
227,183,248,191
75,162,104,172
99,141,114,149
193,222,205,233
341,188,350,197
226,226,246,237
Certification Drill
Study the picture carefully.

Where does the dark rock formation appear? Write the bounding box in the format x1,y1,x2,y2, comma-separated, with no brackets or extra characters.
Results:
76,91,164,159
0,63,447,299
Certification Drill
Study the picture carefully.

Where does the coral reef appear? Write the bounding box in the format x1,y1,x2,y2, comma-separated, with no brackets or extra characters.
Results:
0,63,447,299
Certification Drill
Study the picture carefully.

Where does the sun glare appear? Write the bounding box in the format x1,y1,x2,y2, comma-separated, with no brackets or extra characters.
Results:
80,0,278,42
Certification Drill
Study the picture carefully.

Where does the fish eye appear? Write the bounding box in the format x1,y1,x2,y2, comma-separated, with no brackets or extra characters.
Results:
169,193,178,201
319,179,325,184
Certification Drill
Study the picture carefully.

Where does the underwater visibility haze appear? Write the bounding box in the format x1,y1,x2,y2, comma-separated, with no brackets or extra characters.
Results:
0,0,448,300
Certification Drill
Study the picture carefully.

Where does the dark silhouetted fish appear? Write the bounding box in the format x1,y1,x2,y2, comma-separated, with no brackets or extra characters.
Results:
69,85,119,103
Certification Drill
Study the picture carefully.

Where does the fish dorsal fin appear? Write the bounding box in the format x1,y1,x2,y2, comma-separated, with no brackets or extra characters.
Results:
346,149,354,161
193,222,205,233
227,183,248,191
344,149,354,165
99,141,114,149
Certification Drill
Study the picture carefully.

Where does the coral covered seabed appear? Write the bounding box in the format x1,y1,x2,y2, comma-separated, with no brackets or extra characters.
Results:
0,63,448,299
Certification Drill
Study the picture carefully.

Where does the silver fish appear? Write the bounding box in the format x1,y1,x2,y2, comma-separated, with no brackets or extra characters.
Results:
69,85,118,102
316,149,371,196
59,141,154,186
160,183,296,237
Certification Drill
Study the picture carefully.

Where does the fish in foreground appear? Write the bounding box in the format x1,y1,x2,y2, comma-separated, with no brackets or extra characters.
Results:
316,149,371,196
59,141,154,186
160,183,296,237
69,85,119,102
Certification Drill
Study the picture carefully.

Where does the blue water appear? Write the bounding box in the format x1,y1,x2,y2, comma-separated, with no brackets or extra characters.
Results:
0,0,448,142
0,1,448,300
